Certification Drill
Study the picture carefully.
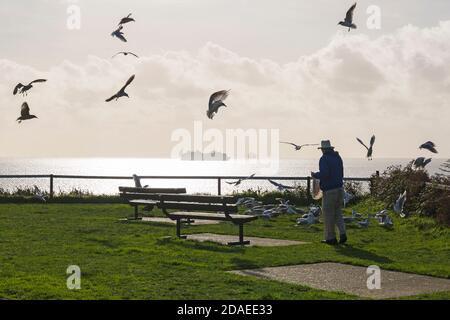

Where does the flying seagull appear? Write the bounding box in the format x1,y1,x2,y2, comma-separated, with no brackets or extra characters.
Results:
268,179,295,191
393,190,407,218
338,2,357,32
226,173,255,186
17,102,38,123
280,142,319,151
13,79,47,96
419,141,438,154
111,25,127,42
105,75,135,102
112,52,139,58
207,90,230,119
413,157,432,169
118,13,135,26
356,135,375,160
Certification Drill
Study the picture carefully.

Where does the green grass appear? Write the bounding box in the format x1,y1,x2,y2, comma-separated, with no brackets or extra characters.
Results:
0,199,448,300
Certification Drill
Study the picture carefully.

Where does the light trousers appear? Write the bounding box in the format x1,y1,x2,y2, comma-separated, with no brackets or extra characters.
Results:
322,187,346,240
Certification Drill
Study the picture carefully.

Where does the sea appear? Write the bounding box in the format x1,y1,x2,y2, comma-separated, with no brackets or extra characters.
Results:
0,158,446,195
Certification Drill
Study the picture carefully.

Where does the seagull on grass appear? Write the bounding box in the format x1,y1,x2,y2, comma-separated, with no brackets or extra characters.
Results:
207,90,230,119
111,25,127,42
17,102,37,123
112,52,139,58
413,157,432,169
133,174,148,188
33,186,47,202
280,142,319,151
394,191,408,218
356,135,375,160
419,141,438,154
226,173,255,186
338,3,357,32
118,13,135,26
105,75,135,102
13,79,47,96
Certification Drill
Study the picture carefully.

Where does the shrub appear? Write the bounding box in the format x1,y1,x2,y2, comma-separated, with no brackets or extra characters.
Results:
371,161,449,226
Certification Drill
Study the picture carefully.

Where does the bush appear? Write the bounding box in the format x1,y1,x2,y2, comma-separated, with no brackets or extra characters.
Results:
371,162,450,226
233,186,310,206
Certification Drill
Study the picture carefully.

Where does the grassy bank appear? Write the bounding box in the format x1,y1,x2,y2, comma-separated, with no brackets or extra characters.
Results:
0,199,448,300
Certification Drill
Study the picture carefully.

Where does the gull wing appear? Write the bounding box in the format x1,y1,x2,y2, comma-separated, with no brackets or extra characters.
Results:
356,137,369,150
280,141,299,148
209,90,230,107
369,135,376,148
105,93,118,102
29,79,47,85
345,3,357,24
120,75,135,92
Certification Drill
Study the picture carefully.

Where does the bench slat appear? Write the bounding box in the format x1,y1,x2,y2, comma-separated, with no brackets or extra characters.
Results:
158,202,238,213
159,194,236,204
166,212,257,222
119,187,186,194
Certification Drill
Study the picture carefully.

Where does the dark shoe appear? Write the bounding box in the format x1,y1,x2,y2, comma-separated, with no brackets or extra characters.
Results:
339,234,348,244
321,239,337,245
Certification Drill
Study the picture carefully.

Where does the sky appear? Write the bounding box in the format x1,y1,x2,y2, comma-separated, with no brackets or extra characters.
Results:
0,0,449,159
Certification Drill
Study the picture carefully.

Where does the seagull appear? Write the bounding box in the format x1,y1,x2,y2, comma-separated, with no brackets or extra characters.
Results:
112,52,139,58
419,141,438,154
105,75,135,102
343,191,354,207
207,90,230,119
393,191,408,218
375,209,388,220
297,212,316,225
226,173,255,186
352,209,362,219
357,218,370,228
17,102,38,123
379,214,393,227
356,135,375,160
268,179,296,191
118,13,135,26
111,25,127,42
13,79,47,96
309,206,322,217
132,174,148,188
33,186,46,202
413,157,432,169
338,2,357,32
280,142,319,151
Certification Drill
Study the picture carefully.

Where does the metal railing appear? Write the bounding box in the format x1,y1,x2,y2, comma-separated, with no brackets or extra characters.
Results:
0,174,376,199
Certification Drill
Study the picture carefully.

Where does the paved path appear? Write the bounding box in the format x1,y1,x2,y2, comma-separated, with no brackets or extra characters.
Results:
231,262,450,298
187,233,309,247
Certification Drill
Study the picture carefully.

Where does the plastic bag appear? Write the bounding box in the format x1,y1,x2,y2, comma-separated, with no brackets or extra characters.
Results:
312,177,322,200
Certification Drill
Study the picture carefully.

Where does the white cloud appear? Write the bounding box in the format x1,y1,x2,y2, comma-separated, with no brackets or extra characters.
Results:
1,21,450,158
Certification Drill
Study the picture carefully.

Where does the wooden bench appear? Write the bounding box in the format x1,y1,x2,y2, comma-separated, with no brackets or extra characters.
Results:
156,194,258,246
119,187,187,220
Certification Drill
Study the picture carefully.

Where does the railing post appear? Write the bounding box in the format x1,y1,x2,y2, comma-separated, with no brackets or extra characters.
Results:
306,177,311,200
217,178,221,195
49,174,54,199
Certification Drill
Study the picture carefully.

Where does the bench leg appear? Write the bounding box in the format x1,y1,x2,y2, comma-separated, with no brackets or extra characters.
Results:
134,205,139,220
176,219,187,239
227,224,250,246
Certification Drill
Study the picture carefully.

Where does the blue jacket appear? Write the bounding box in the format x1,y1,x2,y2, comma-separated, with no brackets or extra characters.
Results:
312,151,344,191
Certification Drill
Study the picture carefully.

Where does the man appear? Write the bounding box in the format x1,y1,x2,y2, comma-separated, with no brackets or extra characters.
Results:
311,140,347,245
